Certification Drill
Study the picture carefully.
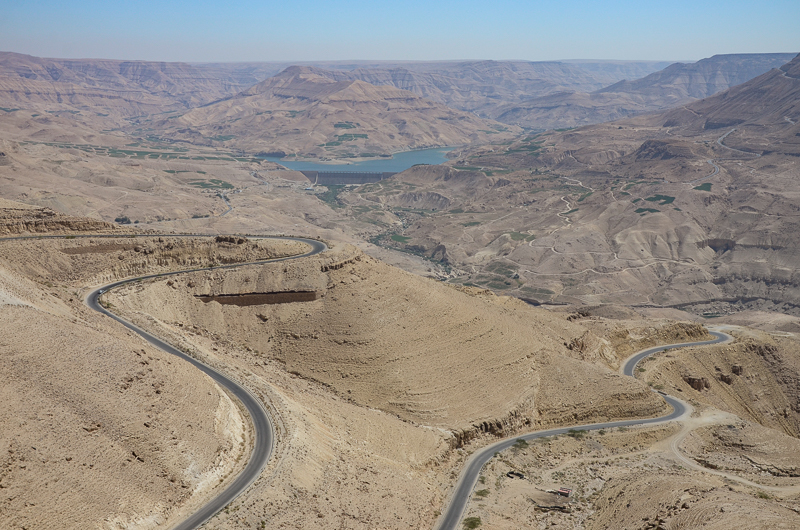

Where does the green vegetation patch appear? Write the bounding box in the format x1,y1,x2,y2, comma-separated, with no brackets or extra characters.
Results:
507,138,544,155
521,286,555,296
694,182,712,191
578,191,593,202
474,489,490,498
485,261,517,277
566,429,585,439
644,194,675,205
189,179,234,189
635,207,660,214
0,107,21,112
316,184,346,208
513,438,529,450
463,517,482,529
508,231,535,242
390,234,411,243
463,221,481,227
564,208,579,215
351,205,377,215
336,133,369,141
483,169,512,177
623,181,645,190
334,122,357,128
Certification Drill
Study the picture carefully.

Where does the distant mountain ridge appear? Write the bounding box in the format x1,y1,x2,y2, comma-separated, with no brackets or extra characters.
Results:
657,52,800,155
491,53,797,130
154,65,520,157
0,52,668,122
281,60,668,116
597,53,797,101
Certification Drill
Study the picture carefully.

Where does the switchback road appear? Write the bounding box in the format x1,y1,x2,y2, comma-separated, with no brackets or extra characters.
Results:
434,330,731,530
74,235,326,529
1,232,327,528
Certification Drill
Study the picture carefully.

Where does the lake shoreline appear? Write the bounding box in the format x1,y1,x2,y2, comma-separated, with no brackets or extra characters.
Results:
258,146,458,173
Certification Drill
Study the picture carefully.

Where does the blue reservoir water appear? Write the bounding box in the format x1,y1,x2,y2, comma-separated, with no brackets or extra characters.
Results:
261,147,454,173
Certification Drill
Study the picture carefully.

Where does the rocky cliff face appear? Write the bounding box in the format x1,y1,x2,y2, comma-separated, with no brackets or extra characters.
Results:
0,202,117,235
649,333,800,437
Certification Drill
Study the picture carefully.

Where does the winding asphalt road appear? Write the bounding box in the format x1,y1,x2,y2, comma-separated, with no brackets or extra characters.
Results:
81,235,327,529
688,159,719,185
0,233,328,529
434,330,731,530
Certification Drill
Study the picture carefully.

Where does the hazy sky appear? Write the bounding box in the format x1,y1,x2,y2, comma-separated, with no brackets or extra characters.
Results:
1,0,798,62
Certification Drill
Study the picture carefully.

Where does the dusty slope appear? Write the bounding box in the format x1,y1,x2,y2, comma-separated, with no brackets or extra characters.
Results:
107,243,667,439
681,421,800,485
459,330,800,530
154,66,520,157
493,90,653,129
0,215,296,528
0,200,116,235
301,60,629,116
0,204,678,529
0,137,373,253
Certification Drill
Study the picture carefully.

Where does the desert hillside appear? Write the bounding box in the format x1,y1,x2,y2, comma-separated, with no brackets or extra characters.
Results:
107,243,667,436
151,66,520,157
598,53,796,102
0,204,687,529
0,51,273,115
329,54,800,322
300,60,626,116
0,206,298,529
2,205,799,529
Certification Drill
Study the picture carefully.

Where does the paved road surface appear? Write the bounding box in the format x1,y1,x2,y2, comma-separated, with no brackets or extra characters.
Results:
81,235,326,529
434,330,731,530
688,159,719,185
